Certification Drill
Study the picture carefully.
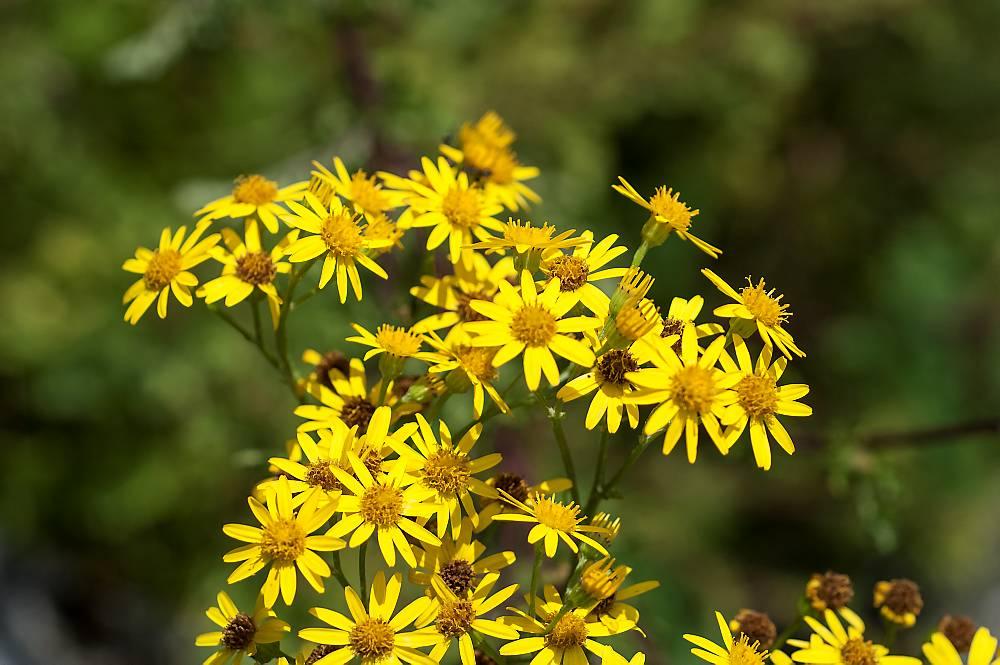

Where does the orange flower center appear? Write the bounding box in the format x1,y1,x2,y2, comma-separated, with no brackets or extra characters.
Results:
671,365,717,414
735,374,778,418
236,251,276,285
510,304,557,346
259,518,306,563
143,248,182,291
232,175,278,206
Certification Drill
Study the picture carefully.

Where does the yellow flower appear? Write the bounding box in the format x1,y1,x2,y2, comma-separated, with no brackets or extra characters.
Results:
410,517,516,597
719,335,812,470
384,156,504,264
195,591,289,665
410,252,515,334
422,573,520,665
222,476,345,607
282,193,391,303
612,176,721,257
702,268,805,358
457,111,517,150
557,345,647,434
347,323,437,364
467,219,584,263
684,611,769,665
923,628,1000,665
265,424,362,508
628,326,738,463
464,271,600,391
363,213,406,256
492,491,608,558
298,348,350,397
294,358,405,433
500,585,632,665
198,226,296,322
789,609,920,665
390,414,502,539
196,174,307,233
540,232,629,318
585,573,660,635
424,330,509,418
328,455,442,567
121,221,219,324
631,295,724,362
298,571,438,665
311,157,408,219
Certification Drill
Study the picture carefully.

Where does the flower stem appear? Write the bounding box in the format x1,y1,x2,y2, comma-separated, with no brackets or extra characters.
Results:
330,551,350,589
771,615,804,650
630,240,649,268
584,428,610,516
210,307,282,373
358,542,368,603
529,542,543,616
547,405,581,505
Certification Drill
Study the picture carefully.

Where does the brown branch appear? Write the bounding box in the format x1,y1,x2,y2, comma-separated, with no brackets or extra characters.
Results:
860,418,1000,449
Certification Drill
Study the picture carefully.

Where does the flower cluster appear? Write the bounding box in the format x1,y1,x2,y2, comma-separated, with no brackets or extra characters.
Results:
123,112,823,664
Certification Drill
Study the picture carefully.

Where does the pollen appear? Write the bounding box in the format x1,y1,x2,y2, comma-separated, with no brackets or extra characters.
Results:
435,599,476,638
740,278,790,328
232,174,279,206
306,460,341,491
422,450,472,496
341,396,377,433
615,299,659,341
374,325,424,358
648,186,697,231
348,170,390,215
442,187,484,228
360,484,403,528
143,249,182,291
510,304,557,346
533,495,581,533
595,349,640,386
259,519,306,563
735,375,778,418
840,638,878,665
728,635,767,665
545,255,590,292
454,345,498,381
671,365,717,414
348,618,395,661
235,251,277,286
545,613,588,649
221,612,257,651
321,211,365,258
439,559,476,595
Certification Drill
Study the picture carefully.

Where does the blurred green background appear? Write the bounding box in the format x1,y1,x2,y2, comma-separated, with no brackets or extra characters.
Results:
2,1,999,663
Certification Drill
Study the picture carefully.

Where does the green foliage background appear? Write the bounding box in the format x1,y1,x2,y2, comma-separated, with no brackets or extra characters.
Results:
2,1,998,663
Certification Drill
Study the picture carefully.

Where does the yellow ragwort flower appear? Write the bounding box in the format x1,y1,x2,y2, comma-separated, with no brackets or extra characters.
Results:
684,611,769,665
195,591,289,665
923,628,1000,665
492,491,608,558
789,609,920,665
196,174,307,233
613,176,721,257
557,345,647,434
422,573,520,665
540,231,630,319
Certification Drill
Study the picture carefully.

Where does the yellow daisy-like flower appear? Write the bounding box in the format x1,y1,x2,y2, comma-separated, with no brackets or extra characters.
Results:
327,455,441,568
464,271,600,391
557,344,647,434
299,348,350,396
612,176,721,258
198,226,296,321
500,585,631,665
585,572,660,635
631,295,724,361
410,252,515,334
121,221,219,324
390,414,501,539
282,193,390,303
196,174,307,233
363,213,406,256
702,268,805,359
265,424,361,508
422,573,520,665
295,358,403,433
195,591,290,665
540,232,629,318
222,476,345,607
347,323,438,364
719,335,812,471
492,491,608,558
467,219,584,259
684,611,769,665
424,330,509,419
298,571,438,665
627,326,738,463
458,111,517,150
384,156,504,264
789,609,920,665
924,628,1000,665
410,517,516,598
311,157,408,219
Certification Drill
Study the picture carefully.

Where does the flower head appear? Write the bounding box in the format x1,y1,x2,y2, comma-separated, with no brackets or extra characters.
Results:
613,176,720,257
923,627,999,665
789,609,921,665
492,491,608,558
196,174,307,233
874,579,924,628
421,573,520,665
557,345,646,434
195,591,289,665
684,611,769,665
702,269,804,358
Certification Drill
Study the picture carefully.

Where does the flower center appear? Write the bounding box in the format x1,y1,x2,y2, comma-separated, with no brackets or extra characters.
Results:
360,449,385,477
439,559,476,595
313,350,350,389
360,484,403,528
341,396,377,433
728,636,767,665
660,316,686,340
463,142,517,184
442,187,484,229
435,599,476,638
671,365,717,414
735,375,778,418
939,615,977,653
321,211,365,257
232,174,279,206
349,170,389,214
143,249,182,291
305,645,337,665
648,186,696,231
306,460,341,491
221,612,257,651
546,255,590,292
236,251,277,286
374,324,424,358
595,349,639,386
545,614,588,649
592,593,616,616
259,519,306,563
455,345,498,381
501,220,558,246
422,451,472,496
455,290,490,322
807,571,854,610
840,638,878,665
493,473,529,503
732,610,777,651
348,618,395,662
740,279,789,327
533,496,580,532
510,305,557,346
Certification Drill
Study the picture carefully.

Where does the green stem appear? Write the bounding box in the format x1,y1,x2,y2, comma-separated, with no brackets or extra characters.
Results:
583,429,610,516
548,407,581,505
598,433,652,503
884,621,899,649
529,542,543,616
358,542,368,603
275,259,317,397
330,551,350,589
543,605,571,632
630,241,649,268
771,615,804,650
211,307,282,372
